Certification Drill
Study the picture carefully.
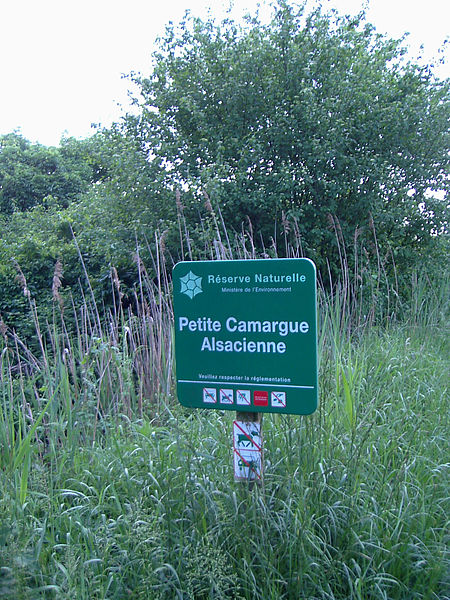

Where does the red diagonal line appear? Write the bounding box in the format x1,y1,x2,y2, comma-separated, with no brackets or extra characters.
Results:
234,421,262,452
234,449,262,480
204,389,216,401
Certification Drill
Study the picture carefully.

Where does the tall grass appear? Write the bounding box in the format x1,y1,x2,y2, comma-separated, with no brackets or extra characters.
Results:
0,214,448,599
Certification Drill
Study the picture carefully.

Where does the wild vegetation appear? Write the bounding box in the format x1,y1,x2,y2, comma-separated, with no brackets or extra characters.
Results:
0,219,449,599
0,1,449,598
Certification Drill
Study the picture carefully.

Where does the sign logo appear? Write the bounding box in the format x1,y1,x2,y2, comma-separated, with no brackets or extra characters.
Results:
254,391,269,407
180,271,203,299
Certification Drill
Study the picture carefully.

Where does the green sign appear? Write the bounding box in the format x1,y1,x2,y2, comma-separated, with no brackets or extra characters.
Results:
173,258,318,415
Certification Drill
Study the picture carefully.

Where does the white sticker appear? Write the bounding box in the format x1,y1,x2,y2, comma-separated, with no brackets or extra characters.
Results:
236,389,251,406
271,391,286,408
234,450,262,481
219,388,234,404
203,388,217,403
233,421,263,481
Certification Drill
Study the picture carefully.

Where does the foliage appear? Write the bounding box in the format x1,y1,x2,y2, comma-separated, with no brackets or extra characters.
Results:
128,1,449,276
0,133,97,214
0,261,448,599
0,125,177,337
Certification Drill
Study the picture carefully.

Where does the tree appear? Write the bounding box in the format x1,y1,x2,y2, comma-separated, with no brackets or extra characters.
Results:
127,1,449,275
0,126,175,337
0,133,100,214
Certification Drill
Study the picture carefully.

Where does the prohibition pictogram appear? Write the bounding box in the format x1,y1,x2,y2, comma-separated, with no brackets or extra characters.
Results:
271,391,286,408
233,420,263,481
219,388,233,404
236,389,251,406
234,422,261,450
202,387,217,403
234,452,262,481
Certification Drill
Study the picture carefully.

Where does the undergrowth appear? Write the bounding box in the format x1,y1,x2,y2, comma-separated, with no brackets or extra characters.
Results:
0,215,448,599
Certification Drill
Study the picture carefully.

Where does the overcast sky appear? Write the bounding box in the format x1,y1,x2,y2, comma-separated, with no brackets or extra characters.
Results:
0,0,448,146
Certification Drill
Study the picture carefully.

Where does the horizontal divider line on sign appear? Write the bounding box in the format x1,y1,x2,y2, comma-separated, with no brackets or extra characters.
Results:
178,379,314,389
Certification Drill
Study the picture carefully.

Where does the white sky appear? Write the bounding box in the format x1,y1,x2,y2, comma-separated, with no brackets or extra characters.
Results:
0,0,448,147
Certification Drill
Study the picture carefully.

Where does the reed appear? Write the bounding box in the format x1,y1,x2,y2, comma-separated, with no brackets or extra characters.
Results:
0,211,448,599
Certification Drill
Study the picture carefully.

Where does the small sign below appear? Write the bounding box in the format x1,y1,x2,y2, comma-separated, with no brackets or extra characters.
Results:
233,421,263,482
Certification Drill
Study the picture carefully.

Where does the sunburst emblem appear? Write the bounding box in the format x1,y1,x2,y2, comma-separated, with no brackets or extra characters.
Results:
180,271,203,299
